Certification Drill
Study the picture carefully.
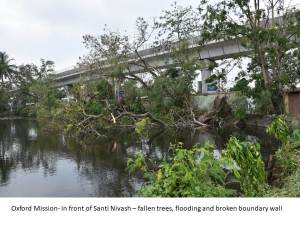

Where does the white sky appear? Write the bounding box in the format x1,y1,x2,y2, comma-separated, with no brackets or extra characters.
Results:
1,0,299,70
0,0,201,70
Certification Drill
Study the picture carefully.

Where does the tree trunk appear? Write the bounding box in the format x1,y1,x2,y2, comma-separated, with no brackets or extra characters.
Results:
271,91,284,114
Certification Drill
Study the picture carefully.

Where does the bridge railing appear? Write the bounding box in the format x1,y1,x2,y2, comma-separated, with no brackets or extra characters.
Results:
54,6,300,79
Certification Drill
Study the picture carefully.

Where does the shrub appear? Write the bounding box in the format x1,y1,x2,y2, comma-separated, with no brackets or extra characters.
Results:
230,93,249,120
135,117,151,135
128,143,237,197
254,90,275,115
266,115,289,144
225,137,266,196
265,169,300,197
266,116,299,182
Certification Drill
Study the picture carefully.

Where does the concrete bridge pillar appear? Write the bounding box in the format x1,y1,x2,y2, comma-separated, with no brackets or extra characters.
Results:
199,59,217,95
201,68,211,95
64,85,73,98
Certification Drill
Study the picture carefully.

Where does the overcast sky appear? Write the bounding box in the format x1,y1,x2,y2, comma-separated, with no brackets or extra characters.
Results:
0,0,202,70
1,0,300,70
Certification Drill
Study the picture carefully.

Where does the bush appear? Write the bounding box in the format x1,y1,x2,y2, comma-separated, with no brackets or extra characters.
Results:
0,88,9,112
265,169,300,197
230,93,249,120
254,90,275,115
135,117,150,135
266,115,289,144
128,143,237,197
225,137,266,196
146,76,192,118
266,116,299,182
128,136,269,197
122,80,145,113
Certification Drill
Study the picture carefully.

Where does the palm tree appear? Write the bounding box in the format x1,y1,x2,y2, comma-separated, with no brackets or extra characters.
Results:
0,52,17,85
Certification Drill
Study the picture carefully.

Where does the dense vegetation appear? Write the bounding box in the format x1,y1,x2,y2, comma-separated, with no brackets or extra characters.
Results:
128,116,300,197
1,1,300,128
1,0,300,197
0,55,58,116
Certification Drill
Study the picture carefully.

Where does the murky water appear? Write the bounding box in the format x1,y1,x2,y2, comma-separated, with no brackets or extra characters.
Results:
0,118,275,197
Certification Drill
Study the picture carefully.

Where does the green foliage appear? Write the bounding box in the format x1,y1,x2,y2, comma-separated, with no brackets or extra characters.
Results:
72,79,113,104
0,87,9,112
86,100,103,115
292,120,300,140
71,79,113,117
230,93,248,120
128,130,272,197
123,80,145,113
146,75,192,120
127,150,149,177
128,143,237,197
5,59,57,116
254,90,275,115
135,117,150,135
265,169,300,197
0,51,17,84
232,83,276,115
30,80,60,111
202,0,300,114
273,145,298,181
267,116,299,184
79,3,203,125
266,115,289,143
95,79,114,100
225,137,266,197
38,80,114,138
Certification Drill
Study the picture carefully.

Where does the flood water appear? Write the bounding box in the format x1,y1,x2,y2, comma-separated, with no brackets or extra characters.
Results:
0,118,275,197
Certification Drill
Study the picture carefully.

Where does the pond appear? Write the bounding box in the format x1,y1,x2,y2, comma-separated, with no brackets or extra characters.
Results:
0,118,276,197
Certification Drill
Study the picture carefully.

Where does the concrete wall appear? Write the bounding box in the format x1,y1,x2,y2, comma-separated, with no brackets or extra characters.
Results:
192,93,236,112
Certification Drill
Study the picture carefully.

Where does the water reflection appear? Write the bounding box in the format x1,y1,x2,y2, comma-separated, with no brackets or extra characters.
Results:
28,127,38,140
0,119,275,197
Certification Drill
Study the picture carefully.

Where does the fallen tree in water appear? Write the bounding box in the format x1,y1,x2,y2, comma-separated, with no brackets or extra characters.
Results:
35,76,226,138
36,80,237,139
127,136,266,197
128,116,300,197
112,111,167,128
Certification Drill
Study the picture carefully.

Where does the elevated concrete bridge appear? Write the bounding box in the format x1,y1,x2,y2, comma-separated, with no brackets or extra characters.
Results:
53,12,299,94
54,37,250,94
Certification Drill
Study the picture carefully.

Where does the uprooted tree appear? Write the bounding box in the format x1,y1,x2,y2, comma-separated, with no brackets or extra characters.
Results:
31,1,300,138
53,3,210,136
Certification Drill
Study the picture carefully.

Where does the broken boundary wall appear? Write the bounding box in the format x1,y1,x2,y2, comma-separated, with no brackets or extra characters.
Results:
191,92,236,112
